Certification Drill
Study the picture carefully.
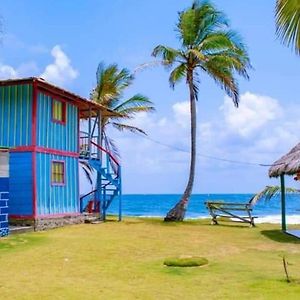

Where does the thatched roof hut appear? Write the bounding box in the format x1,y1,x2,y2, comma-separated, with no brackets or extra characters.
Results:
269,143,300,178
268,142,300,238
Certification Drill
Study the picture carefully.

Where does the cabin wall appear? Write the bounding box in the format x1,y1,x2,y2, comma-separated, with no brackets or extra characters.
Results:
0,84,33,148
9,152,33,216
0,81,83,228
36,153,79,215
36,92,78,152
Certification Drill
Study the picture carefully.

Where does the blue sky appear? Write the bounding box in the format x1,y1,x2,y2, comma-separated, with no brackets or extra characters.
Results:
1,1,300,194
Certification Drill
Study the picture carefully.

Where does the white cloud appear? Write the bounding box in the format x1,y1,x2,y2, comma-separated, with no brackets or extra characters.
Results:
0,61,39,79
221,92,283,138
0,64,18,79
0,45,78,86
172,101,190,128
40,45,78,85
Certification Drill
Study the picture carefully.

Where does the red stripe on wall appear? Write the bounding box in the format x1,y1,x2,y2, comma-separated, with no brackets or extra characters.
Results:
10,146,35,152
10,146,79,157
37,213,81,218
32,151,37,217
9,214,35,219
35,147,79,157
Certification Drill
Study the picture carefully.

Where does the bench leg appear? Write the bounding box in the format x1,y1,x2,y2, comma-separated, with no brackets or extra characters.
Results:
249,217,255,227
211,216,218,225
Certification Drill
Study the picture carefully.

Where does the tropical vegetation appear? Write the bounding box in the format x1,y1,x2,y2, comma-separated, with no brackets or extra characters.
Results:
80,62,154,184
152,0,251,221
90,62,154,143
275,0,300,55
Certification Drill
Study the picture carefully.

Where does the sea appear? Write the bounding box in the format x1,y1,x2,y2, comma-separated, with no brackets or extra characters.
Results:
108,194,300,224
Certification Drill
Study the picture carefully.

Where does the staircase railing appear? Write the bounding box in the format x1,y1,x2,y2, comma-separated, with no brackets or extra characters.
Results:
79,131,122,220
79,131,99,159
79,132,120,175
90,141,120,176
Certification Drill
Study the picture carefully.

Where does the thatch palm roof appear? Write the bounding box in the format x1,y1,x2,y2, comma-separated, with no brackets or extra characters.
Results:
269,143,300,177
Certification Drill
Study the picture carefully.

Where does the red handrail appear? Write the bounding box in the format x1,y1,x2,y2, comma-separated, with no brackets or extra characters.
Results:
80,189,96,200
91,141,120,166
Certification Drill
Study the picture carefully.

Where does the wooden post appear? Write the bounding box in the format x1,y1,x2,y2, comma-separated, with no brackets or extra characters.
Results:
280,174,287,232
88,106,92,159
118,168,122,222
96,110,102,219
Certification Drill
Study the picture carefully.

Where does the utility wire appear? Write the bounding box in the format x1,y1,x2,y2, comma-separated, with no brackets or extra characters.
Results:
136,133,277,167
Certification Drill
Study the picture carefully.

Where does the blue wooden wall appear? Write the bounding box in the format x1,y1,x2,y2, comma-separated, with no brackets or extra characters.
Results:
0,178,8,193
9,152,33,216
36,92,78,152
36,153,79,215
0,84,33,148
0,82,81,219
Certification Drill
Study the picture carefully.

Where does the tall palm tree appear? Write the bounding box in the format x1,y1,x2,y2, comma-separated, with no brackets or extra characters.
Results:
81,63,154,194
152,0,250,221
275,0,300,55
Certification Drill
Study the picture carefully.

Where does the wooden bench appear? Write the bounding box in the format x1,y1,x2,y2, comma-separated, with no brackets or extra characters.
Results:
205,201,256,227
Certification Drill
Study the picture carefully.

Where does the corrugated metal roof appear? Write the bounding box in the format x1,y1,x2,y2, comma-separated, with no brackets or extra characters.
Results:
0,77,120,118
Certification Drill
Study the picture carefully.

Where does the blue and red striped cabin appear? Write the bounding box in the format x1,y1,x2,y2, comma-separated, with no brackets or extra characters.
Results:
0,77,111,228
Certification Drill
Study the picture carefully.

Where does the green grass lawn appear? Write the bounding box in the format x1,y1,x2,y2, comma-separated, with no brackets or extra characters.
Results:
1,218,300,299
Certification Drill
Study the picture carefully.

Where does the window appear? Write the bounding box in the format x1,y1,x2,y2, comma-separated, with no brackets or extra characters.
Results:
51,161,65,185
52,99,66,123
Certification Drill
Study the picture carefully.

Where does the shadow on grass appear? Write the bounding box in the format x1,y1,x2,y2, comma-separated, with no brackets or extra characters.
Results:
122,217,251,228
138,218,208,227
261,230,300,244
208,223,254,229
163,266,186,276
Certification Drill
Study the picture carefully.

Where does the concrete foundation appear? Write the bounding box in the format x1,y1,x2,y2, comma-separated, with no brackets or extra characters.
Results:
9,214,87,231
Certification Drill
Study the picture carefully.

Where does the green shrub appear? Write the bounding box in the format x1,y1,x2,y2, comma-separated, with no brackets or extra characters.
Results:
164,256,208,267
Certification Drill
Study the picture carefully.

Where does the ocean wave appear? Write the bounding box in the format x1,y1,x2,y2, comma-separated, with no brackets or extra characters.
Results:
133,214,300,224
255,214,300,224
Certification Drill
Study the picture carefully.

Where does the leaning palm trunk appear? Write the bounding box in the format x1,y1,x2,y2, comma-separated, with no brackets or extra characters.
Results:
165,71,197,221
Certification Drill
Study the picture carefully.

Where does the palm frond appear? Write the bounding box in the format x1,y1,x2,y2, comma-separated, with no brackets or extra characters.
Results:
200,30,248,55
169,63,187,88
202,59,239,106
187,48,207,62
178,1,228,47
111,122,147,135
152,45,182,66
205,50,250,79
113,94,155,113
192,81,200,101
92,62,134,105
249,185,300,206
103,132,121,162
276,0,300,55
199,32,235,52
79,160,94,185
134,61,165,74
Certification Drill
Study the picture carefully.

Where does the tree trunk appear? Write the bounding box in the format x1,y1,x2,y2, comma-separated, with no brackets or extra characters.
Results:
164,69,197,221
